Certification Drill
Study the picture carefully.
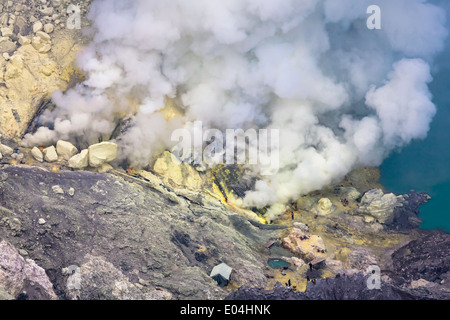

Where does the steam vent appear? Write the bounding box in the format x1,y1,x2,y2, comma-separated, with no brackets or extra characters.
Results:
0,0,449,310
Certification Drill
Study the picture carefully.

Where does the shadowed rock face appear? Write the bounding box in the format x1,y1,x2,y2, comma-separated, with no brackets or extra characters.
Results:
390,191,432,231
227,270,450,300
0,166,279,299
391,231,450,286
226,274,418,300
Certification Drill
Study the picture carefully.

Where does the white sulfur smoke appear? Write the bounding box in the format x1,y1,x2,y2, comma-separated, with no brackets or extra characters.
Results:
23,0,448,221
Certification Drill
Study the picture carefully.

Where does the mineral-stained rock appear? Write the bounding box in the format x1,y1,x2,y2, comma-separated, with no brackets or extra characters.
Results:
32,35,52,53
68,149,89,169
153,151,203,190
97,163,113,173
0,30,81,140
88,142,118,167
36,31,51,42
338,187,361,200
40,7,54,16
0,240,57,299
282,228,326,262
296,196,316,211
56,140,78,160
358,189,398,224
43,145,58,162
0,144,13,156
44,23,54,34
32,21,43,33
18,35,31,45
31,146,44,162
1,27,13,37
313,198,335,216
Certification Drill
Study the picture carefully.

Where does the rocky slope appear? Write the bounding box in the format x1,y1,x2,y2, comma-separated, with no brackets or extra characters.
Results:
0,165,280,299
0,0,91,140
0,159,448,300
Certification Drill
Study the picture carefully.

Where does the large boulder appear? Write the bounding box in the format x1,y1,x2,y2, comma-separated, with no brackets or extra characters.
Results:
358,189,398,224
336,187,361,201
296,196,316,211
313,198,335,216
68,149,89,169
43,145,58,162
56,140,78,160
88,142,118,167
0,144,13,157
31,147,44,162
282,228,327,262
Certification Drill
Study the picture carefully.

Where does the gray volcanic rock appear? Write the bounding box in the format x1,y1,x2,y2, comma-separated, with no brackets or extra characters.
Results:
0,240,57,300
56,140,78,161
358,189,398,224
390,191,431,231
0,166,279,300
68,149,89,169
88,142,117,167
391,231,450,287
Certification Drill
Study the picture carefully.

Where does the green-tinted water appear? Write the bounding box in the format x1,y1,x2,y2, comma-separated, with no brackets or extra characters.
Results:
380,4,450,232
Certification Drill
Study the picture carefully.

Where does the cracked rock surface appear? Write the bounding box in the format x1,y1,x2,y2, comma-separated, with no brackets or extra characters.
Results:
0,165,279,299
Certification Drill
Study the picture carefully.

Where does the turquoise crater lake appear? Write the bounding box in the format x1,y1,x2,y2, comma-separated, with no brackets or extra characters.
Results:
380,4,450,232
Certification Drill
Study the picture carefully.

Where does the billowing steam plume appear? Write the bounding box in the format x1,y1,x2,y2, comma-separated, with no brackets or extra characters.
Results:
24,0,447,220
